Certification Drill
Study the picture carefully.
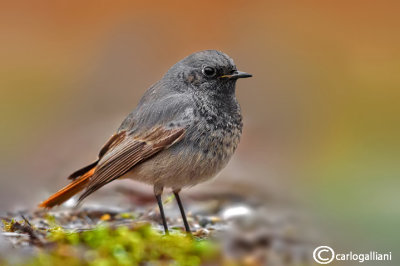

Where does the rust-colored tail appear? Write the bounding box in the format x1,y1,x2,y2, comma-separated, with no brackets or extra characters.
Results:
38,167,95,208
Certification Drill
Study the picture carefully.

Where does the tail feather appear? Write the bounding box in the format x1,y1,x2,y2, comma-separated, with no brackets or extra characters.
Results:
38,167,95,208
68,161,98,180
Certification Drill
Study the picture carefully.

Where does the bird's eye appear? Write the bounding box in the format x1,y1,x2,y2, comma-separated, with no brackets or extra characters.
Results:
202,66,216,77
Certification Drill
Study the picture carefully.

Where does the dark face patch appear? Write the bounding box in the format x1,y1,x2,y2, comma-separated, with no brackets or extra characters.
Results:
178,50,238,94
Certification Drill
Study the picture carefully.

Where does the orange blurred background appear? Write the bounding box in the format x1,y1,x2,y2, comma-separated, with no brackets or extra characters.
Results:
1,0,399,258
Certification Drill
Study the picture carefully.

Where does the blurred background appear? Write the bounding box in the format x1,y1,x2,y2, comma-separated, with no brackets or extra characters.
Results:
1,0,399,262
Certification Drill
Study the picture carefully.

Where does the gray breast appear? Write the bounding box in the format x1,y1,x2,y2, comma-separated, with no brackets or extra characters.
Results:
150,94,243,188
173,95,243,177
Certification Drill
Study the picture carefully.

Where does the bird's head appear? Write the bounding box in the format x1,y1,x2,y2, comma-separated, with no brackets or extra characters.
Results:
166,50,252,96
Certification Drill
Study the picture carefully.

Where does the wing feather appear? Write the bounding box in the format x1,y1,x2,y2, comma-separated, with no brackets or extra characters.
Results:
78,126,185,202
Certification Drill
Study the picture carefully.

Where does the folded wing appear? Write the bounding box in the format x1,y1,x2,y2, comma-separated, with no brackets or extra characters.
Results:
78,126,185,202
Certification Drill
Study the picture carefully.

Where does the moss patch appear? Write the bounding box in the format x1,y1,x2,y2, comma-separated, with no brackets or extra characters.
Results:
22,224,220,266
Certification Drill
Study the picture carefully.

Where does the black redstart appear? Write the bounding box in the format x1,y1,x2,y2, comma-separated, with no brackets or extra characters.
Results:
39,50,252,234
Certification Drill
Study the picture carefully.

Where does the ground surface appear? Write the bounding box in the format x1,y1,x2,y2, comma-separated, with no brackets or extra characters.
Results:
0,187,318,265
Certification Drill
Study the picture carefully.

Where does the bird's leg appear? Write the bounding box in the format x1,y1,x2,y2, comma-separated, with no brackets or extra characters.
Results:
173,190,191,234
154,186,169,235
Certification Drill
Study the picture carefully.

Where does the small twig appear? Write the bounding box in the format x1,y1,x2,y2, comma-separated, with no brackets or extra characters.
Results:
21,215,32,227
11,221,44,246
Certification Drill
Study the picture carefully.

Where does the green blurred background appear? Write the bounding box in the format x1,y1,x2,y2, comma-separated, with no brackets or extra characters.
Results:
1,0,399,260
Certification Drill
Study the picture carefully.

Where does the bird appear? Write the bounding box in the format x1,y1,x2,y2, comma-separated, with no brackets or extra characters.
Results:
38,50,252,234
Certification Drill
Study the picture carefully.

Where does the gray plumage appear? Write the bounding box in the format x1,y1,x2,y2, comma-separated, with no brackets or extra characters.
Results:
58,50,251,233
110,50,247,195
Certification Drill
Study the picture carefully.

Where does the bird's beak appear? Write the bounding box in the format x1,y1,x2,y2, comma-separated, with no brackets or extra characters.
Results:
220,70,252,80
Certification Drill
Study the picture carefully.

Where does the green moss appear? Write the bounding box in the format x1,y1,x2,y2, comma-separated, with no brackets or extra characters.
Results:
25,224,220,266
1,218,30,232
2,219,18,232
43,214,63,232
117,212,135,220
